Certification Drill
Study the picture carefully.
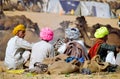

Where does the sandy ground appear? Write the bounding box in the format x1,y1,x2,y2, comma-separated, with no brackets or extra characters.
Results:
4,11,120,30
0,11,120,79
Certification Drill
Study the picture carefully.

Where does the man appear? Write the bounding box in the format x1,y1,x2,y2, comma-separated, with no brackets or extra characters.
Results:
4,24,33,69
57,27,89,62
29,27,55,69
88,26,120,64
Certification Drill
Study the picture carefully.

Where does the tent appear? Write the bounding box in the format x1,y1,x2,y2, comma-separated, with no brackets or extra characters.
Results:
59,0,80,14
47,0,80,14
47,0,64,14
75,1,112,18
47,0,113,18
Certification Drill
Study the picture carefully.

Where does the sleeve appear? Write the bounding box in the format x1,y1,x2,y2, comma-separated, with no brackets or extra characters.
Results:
100,43,116,52
49,46,55,57
16,38,33,50
57,43,67,54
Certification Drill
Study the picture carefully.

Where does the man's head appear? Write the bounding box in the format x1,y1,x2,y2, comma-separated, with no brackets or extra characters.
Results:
12,24,26,38
65,27,80,40
40,27,54,42
94,26,109,40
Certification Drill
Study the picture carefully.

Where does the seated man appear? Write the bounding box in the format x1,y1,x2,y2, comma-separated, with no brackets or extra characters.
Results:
29,27,55,70
4,24,33,69
57,27,89,62
88,26,120,64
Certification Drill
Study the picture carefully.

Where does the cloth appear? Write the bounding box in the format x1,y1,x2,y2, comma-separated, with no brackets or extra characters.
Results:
57,43,66,54
65,27,80,40
116,53,120,66
64,41,89,59
29,40,55,69
12,24,26,35
4,36,32,69
105,51,116,65
57,40,87,55
94,26,109,38
88,39,104,59
89,39,117,62
6,69,25,74
98,43,116,61
40,27,54,41
65,56,85,63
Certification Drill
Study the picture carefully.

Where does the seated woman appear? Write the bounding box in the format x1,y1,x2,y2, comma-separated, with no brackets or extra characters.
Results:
88,26,120,64
4,24,33,70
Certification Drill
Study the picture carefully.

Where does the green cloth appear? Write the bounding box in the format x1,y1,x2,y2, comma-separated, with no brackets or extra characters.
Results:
94,27,109,38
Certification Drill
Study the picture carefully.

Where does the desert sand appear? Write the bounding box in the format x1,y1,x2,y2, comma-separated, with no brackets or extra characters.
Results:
4,11,120,30
0,11,120,79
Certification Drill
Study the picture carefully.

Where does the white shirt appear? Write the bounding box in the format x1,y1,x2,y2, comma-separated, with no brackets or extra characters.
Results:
29,40,55,69
4,36,32,69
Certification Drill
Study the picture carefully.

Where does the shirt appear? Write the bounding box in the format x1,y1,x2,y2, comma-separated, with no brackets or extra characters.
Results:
29,40,55,69
4,36,32,69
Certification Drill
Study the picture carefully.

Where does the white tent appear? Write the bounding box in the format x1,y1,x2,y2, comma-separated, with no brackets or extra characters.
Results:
76,1,112,18
47,1,113,18
47,0,64,14
47,0,80,14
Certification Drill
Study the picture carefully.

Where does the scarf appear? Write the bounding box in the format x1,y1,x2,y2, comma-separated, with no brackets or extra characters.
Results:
88,39,105,59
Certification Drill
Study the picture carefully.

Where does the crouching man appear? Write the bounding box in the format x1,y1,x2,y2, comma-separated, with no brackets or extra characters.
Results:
4,24,33,70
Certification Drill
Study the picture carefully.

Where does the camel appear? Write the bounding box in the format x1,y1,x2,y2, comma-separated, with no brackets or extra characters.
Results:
49,21,71,49
91,23,120,38
0,0,5,19
30,0,44,12
0,15,40,33
2,0,15,11
0,30,14,60
0,15,72,60
0,15,41,38
75,16,120,48
0,14,41,60
17,0,44,12
106,1,120,16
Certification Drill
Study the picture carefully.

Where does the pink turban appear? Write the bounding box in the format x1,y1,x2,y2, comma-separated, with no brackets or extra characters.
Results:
40,27,54,41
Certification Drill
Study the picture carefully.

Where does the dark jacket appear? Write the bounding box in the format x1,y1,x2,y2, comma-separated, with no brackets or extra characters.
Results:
98,43,116,62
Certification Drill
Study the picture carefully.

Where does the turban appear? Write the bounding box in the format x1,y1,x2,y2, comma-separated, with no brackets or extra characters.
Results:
40,27,54,41
65,27,80,40
12,24,26,35
94,26,109,38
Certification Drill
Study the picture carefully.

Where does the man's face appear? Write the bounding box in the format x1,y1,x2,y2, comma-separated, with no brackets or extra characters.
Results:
17,30,26,38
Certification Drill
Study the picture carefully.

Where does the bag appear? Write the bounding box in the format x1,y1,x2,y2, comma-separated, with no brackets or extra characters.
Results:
64,41,89,60
47,60,79,74
80,55,110,74
42,54,69,65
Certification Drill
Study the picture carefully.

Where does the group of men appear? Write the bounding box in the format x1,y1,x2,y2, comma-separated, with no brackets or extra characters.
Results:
4,23,120,73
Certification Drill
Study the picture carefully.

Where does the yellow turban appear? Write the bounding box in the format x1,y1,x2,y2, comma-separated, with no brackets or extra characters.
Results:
94,26,109,38
12,24,26,35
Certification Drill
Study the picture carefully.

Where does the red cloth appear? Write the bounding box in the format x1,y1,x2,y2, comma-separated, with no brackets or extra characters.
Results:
88,39,105,59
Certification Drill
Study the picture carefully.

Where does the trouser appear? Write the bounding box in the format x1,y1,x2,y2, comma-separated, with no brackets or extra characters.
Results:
105,51,116,65
6,50,31,69
115,53,120,66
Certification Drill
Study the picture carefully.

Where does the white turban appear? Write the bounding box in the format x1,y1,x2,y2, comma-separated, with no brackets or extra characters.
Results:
65,27,80,40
